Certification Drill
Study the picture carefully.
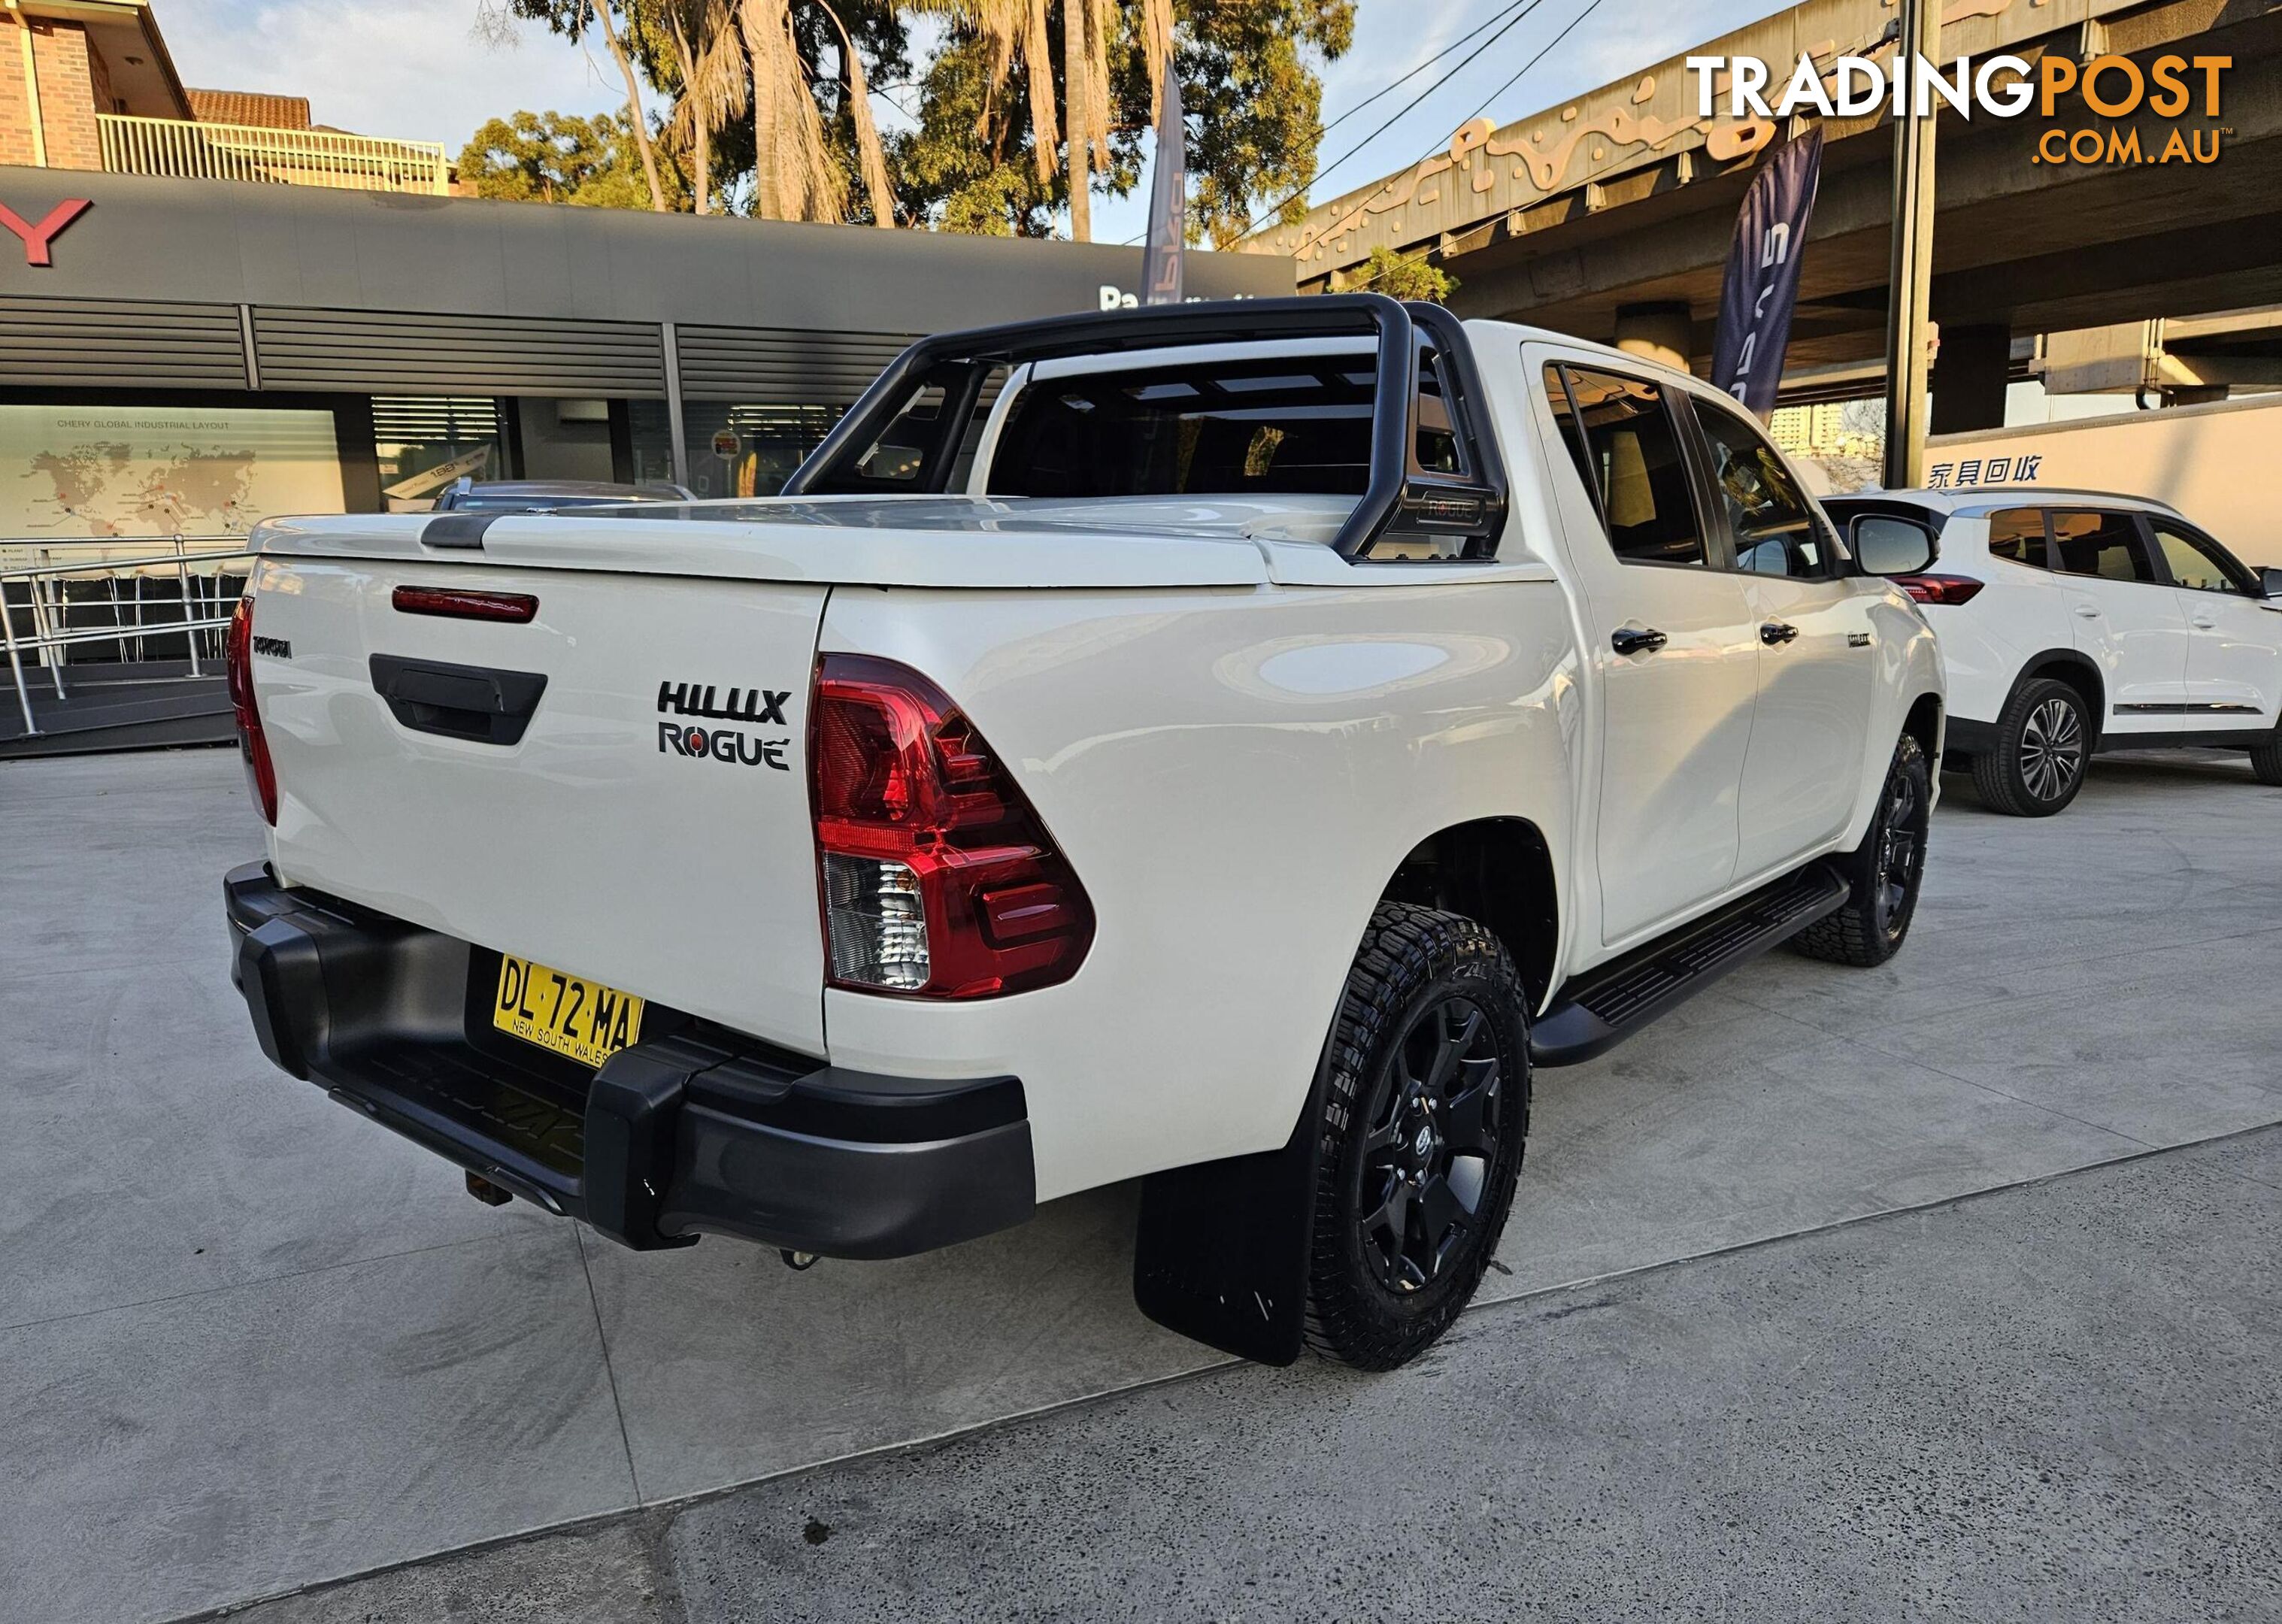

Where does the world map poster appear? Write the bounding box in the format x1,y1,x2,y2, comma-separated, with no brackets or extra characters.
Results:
0,406,346,542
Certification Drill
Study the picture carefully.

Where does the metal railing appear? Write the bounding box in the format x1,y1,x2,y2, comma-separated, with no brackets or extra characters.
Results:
2,538,256,738
98,114,451,195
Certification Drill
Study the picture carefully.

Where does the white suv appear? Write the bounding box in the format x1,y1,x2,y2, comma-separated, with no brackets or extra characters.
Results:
1826,488,2282,815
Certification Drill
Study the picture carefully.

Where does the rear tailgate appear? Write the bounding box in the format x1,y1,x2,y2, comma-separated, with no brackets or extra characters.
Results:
246,550,829,1055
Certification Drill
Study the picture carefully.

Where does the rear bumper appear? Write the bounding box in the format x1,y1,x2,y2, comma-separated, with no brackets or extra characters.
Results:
224,862,1034,1259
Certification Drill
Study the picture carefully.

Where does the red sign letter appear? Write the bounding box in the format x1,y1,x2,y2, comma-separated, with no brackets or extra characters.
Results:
0,198,93,267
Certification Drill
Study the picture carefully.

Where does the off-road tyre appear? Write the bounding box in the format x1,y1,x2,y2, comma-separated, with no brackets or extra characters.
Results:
1971,677,2091,817
2250,730,2282,786
1303,903,1531,1371
1793,732,1932,968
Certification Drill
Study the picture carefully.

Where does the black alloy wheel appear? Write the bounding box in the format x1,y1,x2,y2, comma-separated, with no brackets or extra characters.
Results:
1793,730,1932,968
1871,750,1929,950
1356,995,1505,1295
1306,903,1531,1371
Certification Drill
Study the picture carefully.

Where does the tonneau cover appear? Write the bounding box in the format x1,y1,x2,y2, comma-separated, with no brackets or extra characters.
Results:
254,495,1363,591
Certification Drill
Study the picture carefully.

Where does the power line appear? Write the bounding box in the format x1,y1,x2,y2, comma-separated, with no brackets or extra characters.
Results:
1234,0,1610,251
1454,0,1609,151
1312,0,1537,147
1216,0,1559,247
1119,0,1550,247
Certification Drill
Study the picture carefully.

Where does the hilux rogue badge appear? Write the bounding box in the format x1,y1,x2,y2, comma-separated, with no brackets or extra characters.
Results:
658,681,789,725
656,679,793,770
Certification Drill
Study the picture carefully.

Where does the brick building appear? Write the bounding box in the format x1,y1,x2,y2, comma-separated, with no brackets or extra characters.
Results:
1,0,189,171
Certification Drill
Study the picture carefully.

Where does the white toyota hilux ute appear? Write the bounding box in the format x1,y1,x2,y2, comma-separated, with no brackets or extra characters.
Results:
222,296,1946,1370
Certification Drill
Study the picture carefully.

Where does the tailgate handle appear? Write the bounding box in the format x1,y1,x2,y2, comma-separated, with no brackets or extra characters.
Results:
369,654,548,746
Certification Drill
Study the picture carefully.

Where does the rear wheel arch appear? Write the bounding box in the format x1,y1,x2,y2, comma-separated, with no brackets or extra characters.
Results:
1903,692,1944,766
1378,817,1559,1010
2013,650,2105,747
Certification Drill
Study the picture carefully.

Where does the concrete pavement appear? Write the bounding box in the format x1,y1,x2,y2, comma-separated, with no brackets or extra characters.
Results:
217,1125,2282,1622
2,744,2277,1622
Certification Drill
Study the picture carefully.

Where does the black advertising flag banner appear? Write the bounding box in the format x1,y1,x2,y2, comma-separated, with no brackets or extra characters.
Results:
1711,124,1823,418
1142,73,1186,306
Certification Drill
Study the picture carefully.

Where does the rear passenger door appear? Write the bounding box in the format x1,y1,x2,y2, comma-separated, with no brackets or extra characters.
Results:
1686,395,1876,878
2145,517,2282,729
2044,509,2193,729
1541,362,1762,947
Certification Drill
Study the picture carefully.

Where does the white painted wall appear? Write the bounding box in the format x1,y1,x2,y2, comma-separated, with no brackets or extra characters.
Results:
1928,393,2282,568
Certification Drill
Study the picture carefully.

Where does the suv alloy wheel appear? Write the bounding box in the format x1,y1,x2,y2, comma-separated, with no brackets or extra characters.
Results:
1974,677,2092,817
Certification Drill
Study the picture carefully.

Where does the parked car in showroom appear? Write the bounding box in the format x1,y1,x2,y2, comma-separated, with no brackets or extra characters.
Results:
1826,489,2282,815
220,296,1944,1371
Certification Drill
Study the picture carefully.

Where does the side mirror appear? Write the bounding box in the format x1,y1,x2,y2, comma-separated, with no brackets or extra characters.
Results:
1853,514,1937,577
2260,565,2282,599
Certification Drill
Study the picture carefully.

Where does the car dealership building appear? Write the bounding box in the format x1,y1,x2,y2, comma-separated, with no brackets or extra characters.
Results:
0,0,1287,749
0,165,1291,532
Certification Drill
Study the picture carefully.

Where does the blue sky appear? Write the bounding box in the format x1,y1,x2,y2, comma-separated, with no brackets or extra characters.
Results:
160,0,1791,238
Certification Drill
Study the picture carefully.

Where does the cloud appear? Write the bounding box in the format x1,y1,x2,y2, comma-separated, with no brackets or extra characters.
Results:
156,0,640,153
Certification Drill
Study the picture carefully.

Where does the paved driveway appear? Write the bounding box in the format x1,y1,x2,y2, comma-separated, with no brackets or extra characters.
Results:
2,747,2277,1624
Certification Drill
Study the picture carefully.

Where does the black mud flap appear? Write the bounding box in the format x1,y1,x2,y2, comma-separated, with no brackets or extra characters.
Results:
1132,1069,1326,1368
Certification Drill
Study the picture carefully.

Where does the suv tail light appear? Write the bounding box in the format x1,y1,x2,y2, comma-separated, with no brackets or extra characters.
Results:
224,595,278,826
1891,572,1985,606
810,653,1093,998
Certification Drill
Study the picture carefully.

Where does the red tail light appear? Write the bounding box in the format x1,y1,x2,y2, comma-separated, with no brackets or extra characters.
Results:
810,653,1093,998
1892,573,1985,606
224,595,277,826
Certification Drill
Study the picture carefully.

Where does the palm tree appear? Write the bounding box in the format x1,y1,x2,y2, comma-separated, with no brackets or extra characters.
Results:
661,0,745,214
913,0,1174,242
734,0,905,225
902,0,1058,184
817,0,896,226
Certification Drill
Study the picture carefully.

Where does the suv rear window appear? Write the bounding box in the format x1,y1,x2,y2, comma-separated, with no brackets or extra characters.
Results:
1987,508,2049,568
2049,510,2156,583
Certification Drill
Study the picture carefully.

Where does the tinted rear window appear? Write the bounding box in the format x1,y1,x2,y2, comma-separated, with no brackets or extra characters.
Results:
1545,365,1706,566
1987,508,2049,568
986,356,1377,498
2050,510,2156,583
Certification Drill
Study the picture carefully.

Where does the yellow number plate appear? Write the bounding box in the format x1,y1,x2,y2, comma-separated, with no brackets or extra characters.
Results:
493,955,644,1069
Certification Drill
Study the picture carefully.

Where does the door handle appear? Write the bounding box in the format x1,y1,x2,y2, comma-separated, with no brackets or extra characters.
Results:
1611,626,1668,656
2074,604,2102,619
1759,621,1799,646
2192,615,2218,629
369,653,548,746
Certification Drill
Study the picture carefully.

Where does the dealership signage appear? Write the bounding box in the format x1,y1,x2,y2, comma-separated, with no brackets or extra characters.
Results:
0,197,92,267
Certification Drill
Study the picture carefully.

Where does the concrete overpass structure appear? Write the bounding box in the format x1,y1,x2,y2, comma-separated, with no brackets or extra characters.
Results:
1255,0,2282,430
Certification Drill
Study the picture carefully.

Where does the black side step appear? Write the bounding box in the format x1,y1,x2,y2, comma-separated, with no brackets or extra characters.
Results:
1531,863,1850,1068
